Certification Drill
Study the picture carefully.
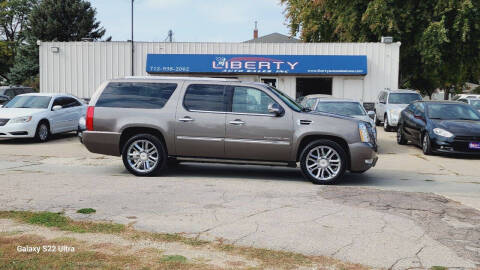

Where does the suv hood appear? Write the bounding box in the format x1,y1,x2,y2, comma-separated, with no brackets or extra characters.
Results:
432,119,480,135
306,111,366,124
386,104,409,110
0,108,46,118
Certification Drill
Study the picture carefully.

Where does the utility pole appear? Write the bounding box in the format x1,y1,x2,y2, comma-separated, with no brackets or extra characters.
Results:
131,0,134,76
168,30,173,42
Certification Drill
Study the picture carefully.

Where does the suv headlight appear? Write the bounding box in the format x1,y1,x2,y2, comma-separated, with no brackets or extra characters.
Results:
359,122,371,143
10,116,32,124
433,128,453,138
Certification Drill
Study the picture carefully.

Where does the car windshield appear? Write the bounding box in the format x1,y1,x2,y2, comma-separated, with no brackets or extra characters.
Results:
388,93,422,104
470,100,480,109
266,86,303,112
315,102,366,116
4,96,51,109
427,103,480,120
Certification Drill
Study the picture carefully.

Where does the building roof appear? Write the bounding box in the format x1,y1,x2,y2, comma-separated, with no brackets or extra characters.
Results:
244,32,302,43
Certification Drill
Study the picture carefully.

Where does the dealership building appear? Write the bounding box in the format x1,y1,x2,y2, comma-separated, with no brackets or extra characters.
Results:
39,33,400,104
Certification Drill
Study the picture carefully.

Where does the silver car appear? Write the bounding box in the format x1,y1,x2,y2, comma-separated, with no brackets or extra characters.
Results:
375,89,423,131
302,96,377,141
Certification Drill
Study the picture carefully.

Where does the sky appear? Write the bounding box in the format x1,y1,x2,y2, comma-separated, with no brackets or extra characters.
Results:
88,0,292,42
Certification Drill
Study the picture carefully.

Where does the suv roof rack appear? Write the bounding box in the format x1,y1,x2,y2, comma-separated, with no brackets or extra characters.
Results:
122,76,241,82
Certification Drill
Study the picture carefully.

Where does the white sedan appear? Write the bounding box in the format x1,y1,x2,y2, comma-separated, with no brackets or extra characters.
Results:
0,93,86,142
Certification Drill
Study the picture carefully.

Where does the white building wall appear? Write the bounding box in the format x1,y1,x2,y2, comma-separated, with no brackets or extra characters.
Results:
40,41,400,102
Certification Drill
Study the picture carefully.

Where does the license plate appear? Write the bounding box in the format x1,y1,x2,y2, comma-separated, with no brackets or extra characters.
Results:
469,142,480,149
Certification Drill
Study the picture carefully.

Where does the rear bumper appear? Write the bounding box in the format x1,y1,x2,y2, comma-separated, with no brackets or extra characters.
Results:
82,131,121,156
349,142,378,172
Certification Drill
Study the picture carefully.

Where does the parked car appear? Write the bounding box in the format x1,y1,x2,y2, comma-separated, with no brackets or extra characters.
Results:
397,101,480,155
0,93,87,142
0,86,35,101
453,94,480,101
301,96,377,141
375,89,423,131
458,98,480,112
81,77,378,184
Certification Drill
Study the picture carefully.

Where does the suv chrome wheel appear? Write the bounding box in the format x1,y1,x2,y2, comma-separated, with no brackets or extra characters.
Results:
127,140,159,173
300,140,347,184
306,146,341,181
122,134,167,176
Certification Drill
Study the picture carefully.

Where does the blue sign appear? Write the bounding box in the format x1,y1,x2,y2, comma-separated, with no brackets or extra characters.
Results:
146,54,367,75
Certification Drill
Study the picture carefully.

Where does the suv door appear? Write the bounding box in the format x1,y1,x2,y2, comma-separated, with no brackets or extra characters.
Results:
225,86,293,161
175,83,227,158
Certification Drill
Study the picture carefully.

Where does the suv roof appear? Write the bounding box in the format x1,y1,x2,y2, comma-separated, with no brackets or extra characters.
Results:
119,76,241,82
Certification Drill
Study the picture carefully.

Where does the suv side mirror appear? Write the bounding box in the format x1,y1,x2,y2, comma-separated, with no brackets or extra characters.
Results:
52,105,63,111
268,103,284,116
367,111,375,119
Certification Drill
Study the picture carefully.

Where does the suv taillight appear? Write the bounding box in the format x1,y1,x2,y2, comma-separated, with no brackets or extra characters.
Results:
86,106,95,131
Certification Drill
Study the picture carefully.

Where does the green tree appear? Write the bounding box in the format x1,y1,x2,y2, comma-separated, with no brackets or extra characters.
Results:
0,0,36,83
8,0,105,85
281,0,480,99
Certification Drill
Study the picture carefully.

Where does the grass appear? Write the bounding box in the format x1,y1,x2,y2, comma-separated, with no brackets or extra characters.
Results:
0,211,125,234
76,208,96,214
0,210,370,270
160,255,187,263
430,267,448,270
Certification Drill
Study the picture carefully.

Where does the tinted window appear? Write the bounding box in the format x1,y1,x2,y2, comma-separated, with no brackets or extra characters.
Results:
266,86,302,112
4,96,51,109
232,87,276,114
5,90,15,99
470,100,480,109
52,97,66,107
427,104,480,120
63,97,81,108
413,103,425,116
305,98,317,109
388,93,422,104
96,82,177,109
184,84,226,112
315,102,366,116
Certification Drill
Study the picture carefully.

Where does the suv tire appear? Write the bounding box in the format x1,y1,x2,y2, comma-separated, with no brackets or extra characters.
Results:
122,134,167,176
374,113,381,126
383,114,392,132
300,140,347,185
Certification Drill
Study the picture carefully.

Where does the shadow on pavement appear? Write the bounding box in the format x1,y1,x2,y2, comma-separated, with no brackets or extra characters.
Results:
0,132,78,145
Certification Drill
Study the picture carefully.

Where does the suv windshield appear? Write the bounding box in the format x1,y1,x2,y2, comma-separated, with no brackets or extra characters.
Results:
427,103,480,120
470,100,480,109
315,102,366,116
4,96,51,109
388,93,421,104
266,86,302,112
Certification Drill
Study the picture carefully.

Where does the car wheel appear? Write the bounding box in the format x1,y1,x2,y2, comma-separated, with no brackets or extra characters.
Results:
374,113,381,126
300,140,347,185
397,125,407,145
122,134,167,176
422,133,433,155
35,122,50,142
383,114,391,132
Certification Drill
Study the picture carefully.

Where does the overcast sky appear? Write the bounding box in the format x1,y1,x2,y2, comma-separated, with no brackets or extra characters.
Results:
88,0,291,42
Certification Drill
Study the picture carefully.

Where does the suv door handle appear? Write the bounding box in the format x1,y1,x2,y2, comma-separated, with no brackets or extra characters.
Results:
229,119,245,126
179,116,194,122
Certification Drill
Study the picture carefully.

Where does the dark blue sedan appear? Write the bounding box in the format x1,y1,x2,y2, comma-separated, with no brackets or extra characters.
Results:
397,101,480,155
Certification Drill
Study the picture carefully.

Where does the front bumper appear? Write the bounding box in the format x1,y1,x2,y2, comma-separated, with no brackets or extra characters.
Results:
349,142,378,172
0,122,36,138
431,136,480,155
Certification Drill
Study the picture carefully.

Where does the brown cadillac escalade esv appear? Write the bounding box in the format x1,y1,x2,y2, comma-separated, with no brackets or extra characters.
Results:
82,77,378,184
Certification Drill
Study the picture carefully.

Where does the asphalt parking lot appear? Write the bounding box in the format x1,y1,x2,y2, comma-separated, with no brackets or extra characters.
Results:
0,129,479,269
